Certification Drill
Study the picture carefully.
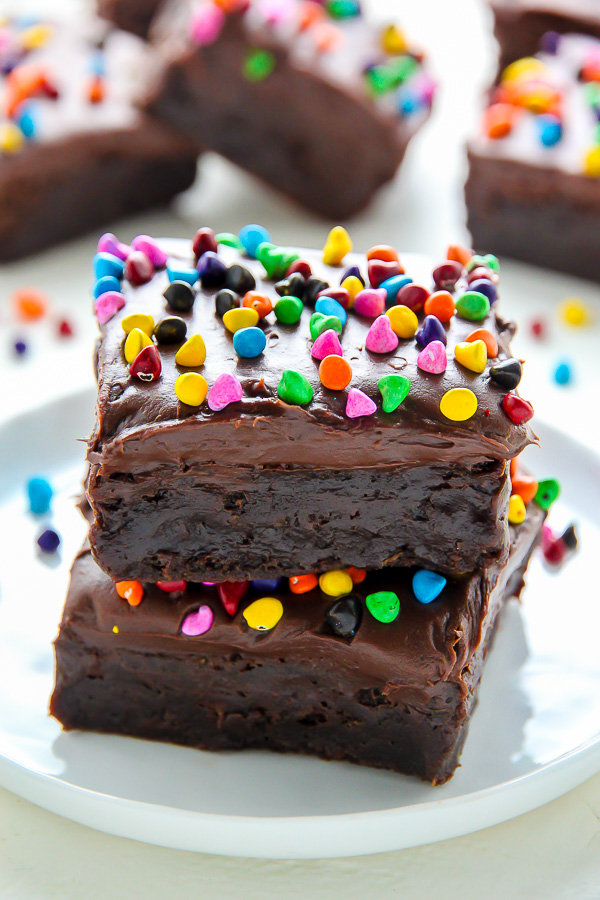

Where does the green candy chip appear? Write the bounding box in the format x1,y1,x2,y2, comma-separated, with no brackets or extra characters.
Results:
310,312,343,341
535,478,560,510
455,291,490,321
378,374,411,413
277,370,314,406
256,242,300,280
274,295,304,325
243,49,276,82
216,232,244,251
366,591,400,624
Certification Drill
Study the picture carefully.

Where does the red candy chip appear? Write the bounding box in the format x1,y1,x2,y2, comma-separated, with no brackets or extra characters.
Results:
217,580,249,616
157,581,188,592
193,227,218,261
316,287,350,310
125,250,154,286
287,259,312,279
397,283,430,313
530,318,546,339
368,259,402,289
130,344,162,382
57,318,74,337
542,527,567,566
502,394,534,424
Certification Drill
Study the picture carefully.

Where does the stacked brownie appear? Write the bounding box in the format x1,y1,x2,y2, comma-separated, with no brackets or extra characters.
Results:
51,224,546,783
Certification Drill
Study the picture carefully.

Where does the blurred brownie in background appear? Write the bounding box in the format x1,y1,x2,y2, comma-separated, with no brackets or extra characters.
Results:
141,0,435,219
98,0,165,38
490,0,600,72
466,33,600,281
0,16,198,261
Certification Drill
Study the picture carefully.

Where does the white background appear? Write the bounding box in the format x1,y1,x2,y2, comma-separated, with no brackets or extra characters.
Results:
0,0,599,895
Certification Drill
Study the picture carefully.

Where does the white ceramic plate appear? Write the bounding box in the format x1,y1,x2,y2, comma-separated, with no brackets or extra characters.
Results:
0,389,598,859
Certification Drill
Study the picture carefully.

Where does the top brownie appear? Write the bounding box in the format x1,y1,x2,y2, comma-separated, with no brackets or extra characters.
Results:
87,225,535,583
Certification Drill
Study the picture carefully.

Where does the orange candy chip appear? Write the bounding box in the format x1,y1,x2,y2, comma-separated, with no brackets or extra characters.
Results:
424,291,455,323
243,291,273,319
289,574,318,594
465,328,499,358
319,355,352,390
366,244,401,265
346,566,367,585
511,474,538,505
13,288,48,320
87,76,105,104
115,580,144,607
446,244,472,267
483,102,520,138
510,457,519,479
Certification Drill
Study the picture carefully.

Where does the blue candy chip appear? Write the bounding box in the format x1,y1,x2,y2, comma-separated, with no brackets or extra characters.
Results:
166,265,199,286
251,578,282,591
537,114,562,147
27,476,53,515
93,252,124,281
554,360,572,386
412,570,446,605
239,224,271,259
379,274,413,304
233,326,267,358
315,296,347,326
93,275,121,298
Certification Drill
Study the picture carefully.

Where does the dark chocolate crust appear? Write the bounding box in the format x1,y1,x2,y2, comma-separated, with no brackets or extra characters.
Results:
51,506,544,784
466,148,600,282
0,19,198,262
87,241,534,583
98,0,165,38
491,0,600,72
143,5,428,219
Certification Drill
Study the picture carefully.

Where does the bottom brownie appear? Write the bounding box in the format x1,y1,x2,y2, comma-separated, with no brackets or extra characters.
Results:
51,507,543,784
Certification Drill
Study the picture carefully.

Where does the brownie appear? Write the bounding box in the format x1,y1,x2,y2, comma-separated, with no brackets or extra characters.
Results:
490,0,600,72
51,503,544,784
86,230,535,583
0,16,198,261
466,33,600,281
141,0,435,219
98,0,166,38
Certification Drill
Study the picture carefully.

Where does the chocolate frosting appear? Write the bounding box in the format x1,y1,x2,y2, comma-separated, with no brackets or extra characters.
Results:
89,240,535,474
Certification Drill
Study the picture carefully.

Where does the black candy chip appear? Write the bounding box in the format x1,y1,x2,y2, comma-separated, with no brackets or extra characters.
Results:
561,523,578,550
275,272,306,299
325,594,362,639
163,281,195,313
304,277,330,307
489,358,522,390
215,289,241,317
154,315,187,344
225,264,256,296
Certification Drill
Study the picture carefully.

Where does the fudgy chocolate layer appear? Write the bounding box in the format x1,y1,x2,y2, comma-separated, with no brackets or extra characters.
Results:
51,505,544,784
466,149,600,282
491,0,600,72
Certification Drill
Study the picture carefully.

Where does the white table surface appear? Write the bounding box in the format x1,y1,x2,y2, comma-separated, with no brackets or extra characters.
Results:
1,0,599,894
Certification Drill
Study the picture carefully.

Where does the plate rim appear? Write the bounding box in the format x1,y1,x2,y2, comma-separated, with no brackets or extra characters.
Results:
0,396,599,858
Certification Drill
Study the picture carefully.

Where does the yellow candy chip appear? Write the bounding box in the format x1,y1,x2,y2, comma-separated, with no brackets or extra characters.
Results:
508,494,526,525
175,334,206,367
20,23,53,49
381,23,406,55
122,313,155,336
174,372,208,407
583,146,600,178
440,388,478,422
502,56,547,84
323,226,353,267
124,327,152,363
319,569,354,597
454,339,487,374
243,597,284,631
0,123,25,154
386,304,418,339
560,298,589,327
223,307,260,333
341,275,363,307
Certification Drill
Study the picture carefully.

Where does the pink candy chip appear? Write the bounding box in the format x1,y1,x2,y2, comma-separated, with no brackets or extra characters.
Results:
190,3,225,45
353,288,386,318
131,235,168,268
97,232,131,261
346,388,377,419
365,315,399,354
208,373,243,411
311,328,343,360
181,605,213,636
417,340,447,374
94,291,125,324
